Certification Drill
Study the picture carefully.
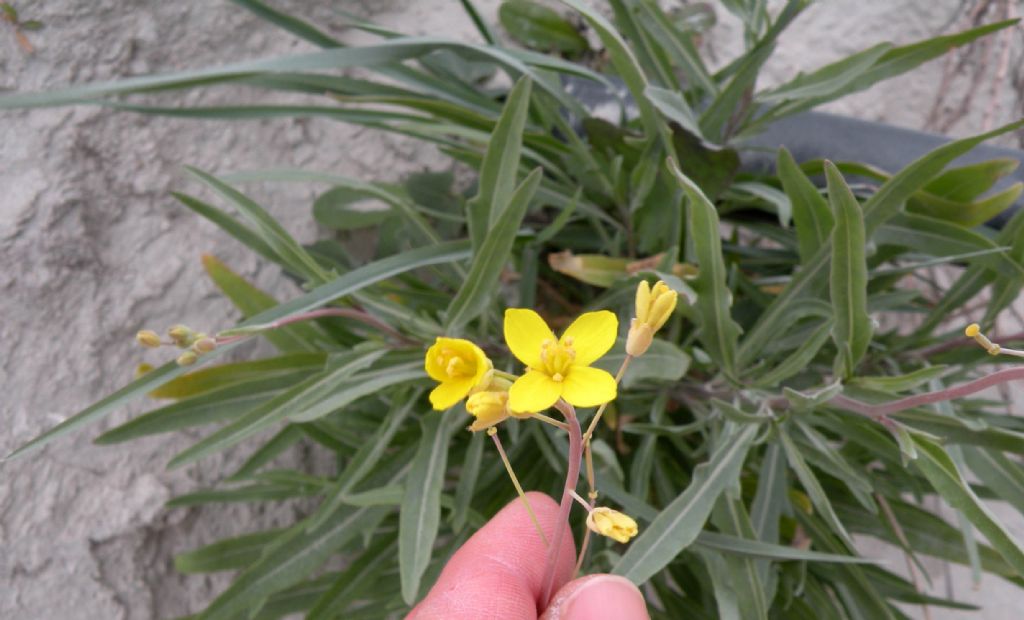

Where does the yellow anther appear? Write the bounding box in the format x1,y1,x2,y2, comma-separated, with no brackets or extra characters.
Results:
965,323,981,338
552,373,564,382
563,336,574,346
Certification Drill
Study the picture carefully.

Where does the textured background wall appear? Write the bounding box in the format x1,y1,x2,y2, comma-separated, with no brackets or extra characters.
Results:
1,1,1022,618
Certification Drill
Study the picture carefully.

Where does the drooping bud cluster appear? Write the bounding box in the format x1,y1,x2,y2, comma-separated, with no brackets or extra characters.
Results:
626,280,678,357
135,323,218,366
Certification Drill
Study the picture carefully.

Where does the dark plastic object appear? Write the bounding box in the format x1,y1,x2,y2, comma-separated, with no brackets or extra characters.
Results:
741,111,1024,228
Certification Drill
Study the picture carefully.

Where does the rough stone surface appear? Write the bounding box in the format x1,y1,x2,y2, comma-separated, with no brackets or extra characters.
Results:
1,1,1021,618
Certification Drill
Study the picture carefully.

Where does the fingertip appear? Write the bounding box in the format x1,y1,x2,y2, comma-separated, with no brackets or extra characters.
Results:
542,574,649,620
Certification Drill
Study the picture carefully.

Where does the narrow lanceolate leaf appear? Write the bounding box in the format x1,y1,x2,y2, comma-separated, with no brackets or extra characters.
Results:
754,319,832,387
400,412,453,605
750,443,786,545
961,446,1024,515
668,158,741,378
713,496,769,620
175,529,285,574
614,423,757,584
779,429,855,548
738,119,1024,369
912,435,1024,575
777,147,833,262
446,168,542,331
824,162,871,377
466,76,532,250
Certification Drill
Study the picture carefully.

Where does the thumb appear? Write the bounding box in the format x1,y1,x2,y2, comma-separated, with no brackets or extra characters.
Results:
541,574,649,620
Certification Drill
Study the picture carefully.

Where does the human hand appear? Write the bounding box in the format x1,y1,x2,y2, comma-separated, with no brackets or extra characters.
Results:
408,492,649,620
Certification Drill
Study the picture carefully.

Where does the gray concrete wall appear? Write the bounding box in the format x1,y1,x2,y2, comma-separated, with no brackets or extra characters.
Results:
1,1,1021,618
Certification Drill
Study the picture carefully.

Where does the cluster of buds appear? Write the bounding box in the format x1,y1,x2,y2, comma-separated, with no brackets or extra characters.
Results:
626,280,678,357
136,324,217,366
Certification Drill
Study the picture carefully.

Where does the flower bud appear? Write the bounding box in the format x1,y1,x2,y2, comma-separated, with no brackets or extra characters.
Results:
628,280,678,357
168,324,195,348
586,507,639,543
176,350,198,367
135,330,162,348
466,391,511,432
191,336,217,354
134,363,154,379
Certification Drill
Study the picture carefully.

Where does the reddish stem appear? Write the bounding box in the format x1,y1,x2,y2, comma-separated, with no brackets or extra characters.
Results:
540,399,582,607
832,366,1024,418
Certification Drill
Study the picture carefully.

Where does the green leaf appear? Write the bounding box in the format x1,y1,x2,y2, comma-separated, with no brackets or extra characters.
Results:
738,119,1024,368
779,429,855,547
452,431,485,533
229,425,306,481
645,85,702,138
446,167,542,331
753,319,832,387
777,147,833,262
712,496,769,620
849,365,951,393
912,434,1024,575
186,167,332,283
7,239,470,461
758,43,892,103
695,531,878,564
466,76,533,250
307,537,397,620
961,446,1024,515
499,1,588,54
614,423,757,584
312,187,394,230
924,158,1020,202
150,353,325,399
230,0,341,48
668,158,742,378
175,529,285,574
825,162,872,377
400,411,453,605
909,182,1023,228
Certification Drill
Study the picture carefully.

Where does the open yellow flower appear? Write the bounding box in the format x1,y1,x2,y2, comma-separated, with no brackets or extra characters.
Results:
425,337,492,410
504,308,618,412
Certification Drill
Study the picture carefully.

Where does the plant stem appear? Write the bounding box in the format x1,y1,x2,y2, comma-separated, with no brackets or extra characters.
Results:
832,367,1024,419
489,428,548,548
216,307,412,345
540,399,582,606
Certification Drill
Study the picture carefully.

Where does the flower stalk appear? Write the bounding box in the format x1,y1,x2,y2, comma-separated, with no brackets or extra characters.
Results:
540,398,583,607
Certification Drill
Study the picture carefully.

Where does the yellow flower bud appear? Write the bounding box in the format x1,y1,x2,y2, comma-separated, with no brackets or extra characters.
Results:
134,363,154,379
466,390,511,432
135,330,162,348
627,280,678,357
192,336,217,354
586,507,639,543
168,324,195,348
176,350,198,367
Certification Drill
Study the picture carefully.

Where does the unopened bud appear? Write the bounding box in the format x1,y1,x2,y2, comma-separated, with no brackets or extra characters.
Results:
191,336,217,354
134,363,154,379
168,324,195,348
136,330,162,348
176,350,198,367
625,319,654,357
586,507,639,543
466,391,510,432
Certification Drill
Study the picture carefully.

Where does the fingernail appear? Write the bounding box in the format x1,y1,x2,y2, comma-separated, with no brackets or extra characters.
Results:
563,575,648,620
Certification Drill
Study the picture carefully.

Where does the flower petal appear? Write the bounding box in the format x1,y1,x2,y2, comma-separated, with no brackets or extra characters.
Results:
508,370,562,413
424,338,449,382
429,377,475,410
561,366,617,408
560,310,618,366
504,308,555,369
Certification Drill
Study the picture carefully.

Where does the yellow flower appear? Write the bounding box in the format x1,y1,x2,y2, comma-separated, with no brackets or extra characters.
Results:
626,280,678,357
586,507,639,543
504,308,618,412
425,337,492,410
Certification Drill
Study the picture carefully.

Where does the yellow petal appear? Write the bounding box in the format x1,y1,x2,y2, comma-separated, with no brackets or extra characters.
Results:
504,308,555,369
429,377,475,410
635,280,651,323
424,338,449,382
561,365,617,408
508,370,562,413
560,310,618,366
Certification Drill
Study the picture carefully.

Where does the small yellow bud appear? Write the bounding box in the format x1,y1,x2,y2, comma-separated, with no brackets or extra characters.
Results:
586,507,639,543
191,336,217,354
168,324,195,348
466,391,511,432
134,363,154,379
136,330,162,348
176,350,198,367
629,279,678,357
965,323,981,338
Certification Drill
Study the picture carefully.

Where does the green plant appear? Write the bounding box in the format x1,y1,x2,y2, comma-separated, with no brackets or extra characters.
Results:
5,1,1024,618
